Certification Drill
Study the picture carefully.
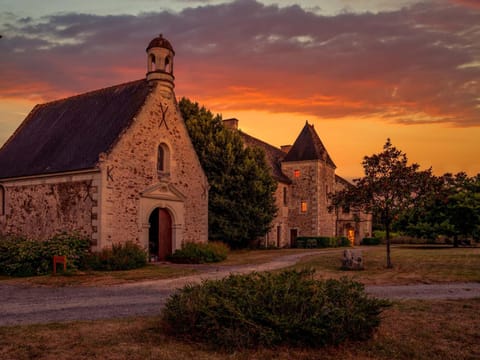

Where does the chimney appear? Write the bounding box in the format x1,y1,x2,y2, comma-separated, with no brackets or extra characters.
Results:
281,145,292,153
223,118,239,130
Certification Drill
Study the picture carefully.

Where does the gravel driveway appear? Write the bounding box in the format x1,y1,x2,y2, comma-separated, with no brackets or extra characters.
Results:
1,251,479,326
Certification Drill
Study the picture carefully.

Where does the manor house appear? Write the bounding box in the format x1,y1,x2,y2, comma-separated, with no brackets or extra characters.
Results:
224,118,372,247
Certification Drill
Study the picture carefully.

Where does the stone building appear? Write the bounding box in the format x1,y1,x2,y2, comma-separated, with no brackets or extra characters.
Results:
224,119,372,247
0,35,209,260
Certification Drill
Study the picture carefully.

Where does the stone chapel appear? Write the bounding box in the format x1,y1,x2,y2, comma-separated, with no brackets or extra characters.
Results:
0,35,209,260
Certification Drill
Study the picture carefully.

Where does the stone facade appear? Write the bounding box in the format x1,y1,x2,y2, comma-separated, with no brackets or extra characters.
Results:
0,172,99,241
0,35,208,259
233,120,372,247
97,84,208,250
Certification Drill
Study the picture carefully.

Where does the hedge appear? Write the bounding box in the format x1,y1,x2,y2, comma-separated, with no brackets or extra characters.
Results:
294,236,351,249
0,233,91,277
361,237,381,246
168,242,228,264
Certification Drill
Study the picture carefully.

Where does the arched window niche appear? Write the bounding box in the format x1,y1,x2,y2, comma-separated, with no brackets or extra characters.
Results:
157,143,170,175
0,185,5,216
165,56,172,73
149,54,156,71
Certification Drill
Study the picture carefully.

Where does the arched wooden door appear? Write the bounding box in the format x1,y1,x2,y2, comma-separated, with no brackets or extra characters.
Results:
158,208,172,260
148,208,172,261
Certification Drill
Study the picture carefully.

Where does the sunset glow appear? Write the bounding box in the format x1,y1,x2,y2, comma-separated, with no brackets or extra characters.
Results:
1,0,479,179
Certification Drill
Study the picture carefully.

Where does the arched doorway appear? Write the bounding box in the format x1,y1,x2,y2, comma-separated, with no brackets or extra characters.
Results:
148,208,172,261
346,225,355,246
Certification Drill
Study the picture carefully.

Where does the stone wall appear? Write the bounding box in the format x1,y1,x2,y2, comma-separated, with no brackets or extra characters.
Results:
264,182,290,247
0,173,99,241
97,83,208,249
281,160,336,238
334,178,373,244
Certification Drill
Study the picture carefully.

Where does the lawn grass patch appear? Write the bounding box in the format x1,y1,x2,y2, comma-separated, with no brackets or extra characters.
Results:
1,299,479,359
0,264,197,287
291,246,480,285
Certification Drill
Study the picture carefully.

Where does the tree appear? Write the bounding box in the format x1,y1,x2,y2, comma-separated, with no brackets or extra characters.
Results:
179,98,277,248
398,172,480,246
330,139,434,268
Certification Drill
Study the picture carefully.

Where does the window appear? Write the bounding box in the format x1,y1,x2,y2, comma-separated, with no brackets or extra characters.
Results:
157,143,170,174
150,54,156,71
301,201,308,213
294,170,300,178
0,185,4,216
165,56,171,73
283,187,287,206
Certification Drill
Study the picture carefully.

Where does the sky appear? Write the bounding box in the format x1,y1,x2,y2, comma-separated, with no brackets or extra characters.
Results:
0,0,479,180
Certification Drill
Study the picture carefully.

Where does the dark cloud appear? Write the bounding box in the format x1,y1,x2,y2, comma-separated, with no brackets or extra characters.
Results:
0,0,478,126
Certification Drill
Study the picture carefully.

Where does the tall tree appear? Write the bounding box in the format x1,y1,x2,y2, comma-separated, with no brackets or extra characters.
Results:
179,98,277,248
330,139,434,268
398,172,480,246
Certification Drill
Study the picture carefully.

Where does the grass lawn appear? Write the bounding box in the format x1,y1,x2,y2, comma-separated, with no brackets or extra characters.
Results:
218,247,339,266
290,245,480,285
0,264,197,287
0,248,336,287
1,298,479,360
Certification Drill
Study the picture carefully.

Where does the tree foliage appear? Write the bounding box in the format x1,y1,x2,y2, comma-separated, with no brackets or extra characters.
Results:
397,172,480,245
179,98,277,248
330,139,434,268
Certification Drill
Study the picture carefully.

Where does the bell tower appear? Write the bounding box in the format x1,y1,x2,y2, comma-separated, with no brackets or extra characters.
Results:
146,34,175,90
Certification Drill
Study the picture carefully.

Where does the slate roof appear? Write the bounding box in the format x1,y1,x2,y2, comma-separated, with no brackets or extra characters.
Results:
0,79,153,179
335,174,353,187
283,121,336,168
238,131,292,184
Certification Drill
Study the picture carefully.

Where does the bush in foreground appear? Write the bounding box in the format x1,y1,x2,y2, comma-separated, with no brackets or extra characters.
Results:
0,233,91,277
85,241,147,271
168,242,228,264
162,269,390,350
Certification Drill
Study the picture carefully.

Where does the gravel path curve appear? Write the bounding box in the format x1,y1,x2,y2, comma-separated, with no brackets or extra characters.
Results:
1,250,479,326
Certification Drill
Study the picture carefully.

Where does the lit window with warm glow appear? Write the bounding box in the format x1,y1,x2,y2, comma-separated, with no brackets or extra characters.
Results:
301,201,308,213
294,170,300,178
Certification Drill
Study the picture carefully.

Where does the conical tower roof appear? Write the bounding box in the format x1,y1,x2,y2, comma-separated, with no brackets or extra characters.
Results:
283,121,336,168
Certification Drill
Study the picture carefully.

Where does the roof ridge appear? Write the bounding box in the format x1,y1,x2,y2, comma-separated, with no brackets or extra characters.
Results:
36,79,146,109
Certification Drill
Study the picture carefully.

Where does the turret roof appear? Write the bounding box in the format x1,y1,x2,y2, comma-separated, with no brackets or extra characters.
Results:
146,34,175,53
283,121,336,168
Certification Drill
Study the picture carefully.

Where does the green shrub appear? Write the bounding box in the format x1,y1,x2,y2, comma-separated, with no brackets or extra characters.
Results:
316,236,334,247
294,238,306,248
162,269,390,350
305,238,317,248
361,237,381,246
336,236,351,247
295,236,345,248
168,242,228,264
84,241,147,271
0,233,91,277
